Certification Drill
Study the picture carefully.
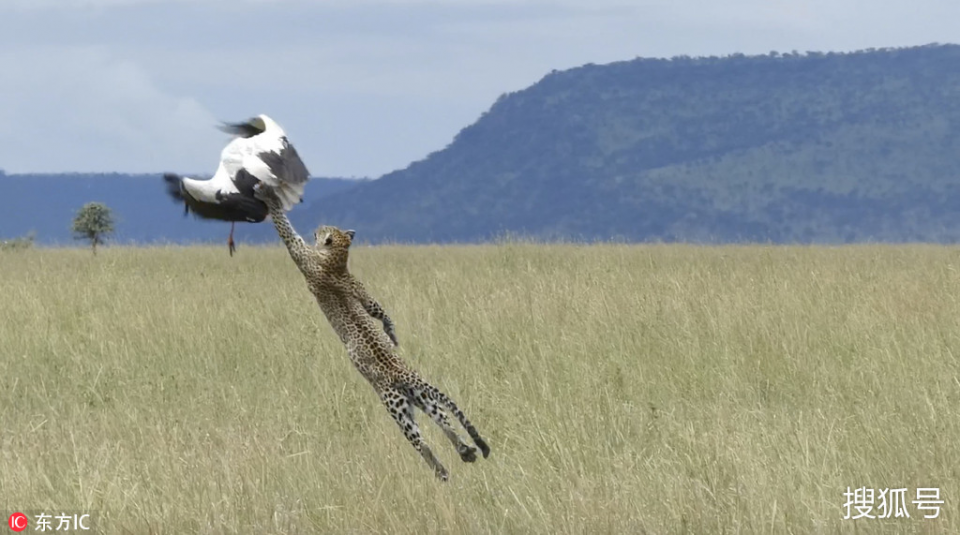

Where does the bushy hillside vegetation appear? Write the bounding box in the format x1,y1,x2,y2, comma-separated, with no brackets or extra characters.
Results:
306,44,960,243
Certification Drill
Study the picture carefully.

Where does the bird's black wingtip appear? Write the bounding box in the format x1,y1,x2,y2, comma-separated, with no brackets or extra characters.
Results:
217,120,263,138
162,173,185,203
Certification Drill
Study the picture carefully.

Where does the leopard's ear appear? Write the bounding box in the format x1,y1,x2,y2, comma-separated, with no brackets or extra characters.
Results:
344,229,356,240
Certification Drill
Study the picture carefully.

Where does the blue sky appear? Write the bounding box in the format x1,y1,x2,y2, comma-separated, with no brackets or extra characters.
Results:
1,0,959,178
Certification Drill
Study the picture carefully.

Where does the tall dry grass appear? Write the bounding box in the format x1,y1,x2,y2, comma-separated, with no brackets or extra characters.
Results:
1,244,958,533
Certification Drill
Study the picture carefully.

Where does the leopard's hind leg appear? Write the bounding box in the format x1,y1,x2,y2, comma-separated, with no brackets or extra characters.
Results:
381,388,449,481
408,385,478,463
405,379,490,460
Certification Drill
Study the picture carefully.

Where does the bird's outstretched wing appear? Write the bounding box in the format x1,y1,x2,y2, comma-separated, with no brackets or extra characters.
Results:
259,136,310,187
240,141,309,211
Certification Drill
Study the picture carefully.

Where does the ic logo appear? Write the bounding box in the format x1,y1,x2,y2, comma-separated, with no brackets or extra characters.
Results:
8,512,27,532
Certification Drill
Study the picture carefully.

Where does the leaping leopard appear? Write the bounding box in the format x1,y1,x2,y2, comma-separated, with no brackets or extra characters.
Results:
254,183,490,480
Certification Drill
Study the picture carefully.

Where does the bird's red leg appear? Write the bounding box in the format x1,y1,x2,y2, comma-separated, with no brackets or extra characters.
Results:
228,222,236,256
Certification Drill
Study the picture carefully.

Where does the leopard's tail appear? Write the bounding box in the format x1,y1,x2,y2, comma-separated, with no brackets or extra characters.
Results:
431,386,490,458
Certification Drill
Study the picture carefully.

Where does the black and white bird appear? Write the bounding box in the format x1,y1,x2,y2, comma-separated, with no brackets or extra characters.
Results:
163,114,309,256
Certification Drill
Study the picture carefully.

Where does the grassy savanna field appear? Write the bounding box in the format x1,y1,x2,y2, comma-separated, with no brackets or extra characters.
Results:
1,243,959,534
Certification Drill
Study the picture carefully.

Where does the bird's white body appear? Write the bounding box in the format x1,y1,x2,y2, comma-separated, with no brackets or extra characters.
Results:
181,114,304,211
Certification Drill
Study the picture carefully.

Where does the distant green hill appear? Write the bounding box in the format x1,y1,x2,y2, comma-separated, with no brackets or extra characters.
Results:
304,44,960,243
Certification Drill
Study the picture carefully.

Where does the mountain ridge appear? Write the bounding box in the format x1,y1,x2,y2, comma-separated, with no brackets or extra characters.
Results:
5,44,960,245
300,43,960,244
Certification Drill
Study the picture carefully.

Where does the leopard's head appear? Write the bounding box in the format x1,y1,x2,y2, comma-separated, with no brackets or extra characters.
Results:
313,225,355,269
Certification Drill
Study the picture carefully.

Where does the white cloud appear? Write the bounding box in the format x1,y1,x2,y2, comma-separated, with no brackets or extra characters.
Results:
0,46,222,173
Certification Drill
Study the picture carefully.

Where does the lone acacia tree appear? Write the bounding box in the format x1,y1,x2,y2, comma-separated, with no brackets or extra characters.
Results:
72,202,115,255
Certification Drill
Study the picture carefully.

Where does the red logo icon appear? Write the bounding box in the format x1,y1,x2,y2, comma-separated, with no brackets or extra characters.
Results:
8,513,27,532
